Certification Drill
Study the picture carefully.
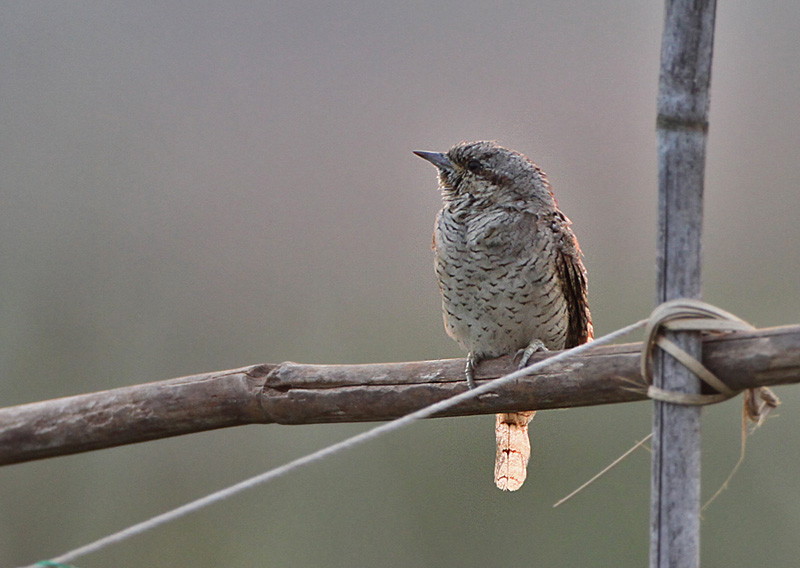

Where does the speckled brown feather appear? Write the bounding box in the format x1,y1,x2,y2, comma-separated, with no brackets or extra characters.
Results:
553,210,594,348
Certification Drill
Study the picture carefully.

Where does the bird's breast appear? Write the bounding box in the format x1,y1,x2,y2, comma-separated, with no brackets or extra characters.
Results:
434,207,569,356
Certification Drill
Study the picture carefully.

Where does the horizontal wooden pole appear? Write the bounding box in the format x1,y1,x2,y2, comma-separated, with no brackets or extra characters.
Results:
0,324,797,466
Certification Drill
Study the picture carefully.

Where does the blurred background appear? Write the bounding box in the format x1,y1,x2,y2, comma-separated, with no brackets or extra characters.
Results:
1,2,798,566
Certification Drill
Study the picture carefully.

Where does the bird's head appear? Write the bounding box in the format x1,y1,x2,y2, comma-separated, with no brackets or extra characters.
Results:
414,141,554,207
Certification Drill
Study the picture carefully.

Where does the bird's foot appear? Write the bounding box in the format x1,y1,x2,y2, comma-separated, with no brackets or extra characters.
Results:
464,352,481,389
514,339,548,370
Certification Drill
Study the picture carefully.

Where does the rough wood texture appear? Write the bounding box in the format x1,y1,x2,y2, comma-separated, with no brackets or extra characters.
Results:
652,1,717,567
0,324,796,466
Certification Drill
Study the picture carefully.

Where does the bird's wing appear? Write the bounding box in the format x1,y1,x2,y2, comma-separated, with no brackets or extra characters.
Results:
553,212,594,347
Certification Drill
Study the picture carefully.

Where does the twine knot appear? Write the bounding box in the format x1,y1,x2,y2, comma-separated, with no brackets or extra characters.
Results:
640,299,779,423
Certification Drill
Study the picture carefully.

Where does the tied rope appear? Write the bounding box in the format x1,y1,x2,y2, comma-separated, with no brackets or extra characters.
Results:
556,300,782,509
639,299,779,423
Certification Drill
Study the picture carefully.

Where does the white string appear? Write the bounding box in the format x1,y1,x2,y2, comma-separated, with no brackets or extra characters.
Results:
552,432,653,508
23,319,646,568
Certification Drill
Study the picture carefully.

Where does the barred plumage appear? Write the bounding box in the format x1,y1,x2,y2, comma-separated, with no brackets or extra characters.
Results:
416,141,592,491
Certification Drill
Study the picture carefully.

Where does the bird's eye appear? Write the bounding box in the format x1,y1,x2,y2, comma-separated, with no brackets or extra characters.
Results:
466,159,483,173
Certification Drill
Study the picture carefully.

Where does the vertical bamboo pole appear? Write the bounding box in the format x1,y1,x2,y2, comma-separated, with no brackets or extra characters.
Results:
651,1,716,567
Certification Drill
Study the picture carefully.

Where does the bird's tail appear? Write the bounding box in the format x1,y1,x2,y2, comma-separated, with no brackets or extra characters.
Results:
494,411,536,491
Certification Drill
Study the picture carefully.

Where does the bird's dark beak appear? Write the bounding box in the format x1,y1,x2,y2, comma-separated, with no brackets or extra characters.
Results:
413,151,453,171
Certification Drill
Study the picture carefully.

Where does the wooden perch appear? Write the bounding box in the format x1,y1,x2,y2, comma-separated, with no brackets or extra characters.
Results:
0,324,797,466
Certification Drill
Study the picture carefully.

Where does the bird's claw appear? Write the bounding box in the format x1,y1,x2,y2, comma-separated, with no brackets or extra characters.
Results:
465,353,479,389
515,340,547,370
